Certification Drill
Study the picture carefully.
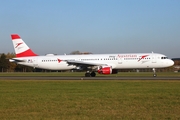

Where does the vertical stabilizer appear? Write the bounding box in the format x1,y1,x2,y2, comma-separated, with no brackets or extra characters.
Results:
11,34,38,57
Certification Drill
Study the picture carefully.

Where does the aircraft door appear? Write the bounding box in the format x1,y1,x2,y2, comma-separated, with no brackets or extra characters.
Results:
152,55,157,63
118,57,123,64
33,58,38,68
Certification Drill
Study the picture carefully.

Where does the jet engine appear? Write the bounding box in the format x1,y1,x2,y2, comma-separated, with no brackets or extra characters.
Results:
97,66,118,74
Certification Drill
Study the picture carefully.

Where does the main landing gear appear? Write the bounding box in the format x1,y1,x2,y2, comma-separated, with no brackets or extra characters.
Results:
152,68,157,77
85,71,96,77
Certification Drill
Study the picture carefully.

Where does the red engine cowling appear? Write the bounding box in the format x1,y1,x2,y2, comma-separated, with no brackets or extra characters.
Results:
97,66,118,75
97,67,111,74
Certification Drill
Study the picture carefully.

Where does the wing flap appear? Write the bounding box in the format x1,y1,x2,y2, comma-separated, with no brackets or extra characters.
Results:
65,60,106,66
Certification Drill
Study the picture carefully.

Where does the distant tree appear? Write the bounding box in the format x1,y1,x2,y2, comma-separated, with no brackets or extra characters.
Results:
174,60,180,65
70,51,81,55
14,64,23,72
70,51,92,55
6,52,17,72
0,53,9,72
6,52,16,58
14,64,34,72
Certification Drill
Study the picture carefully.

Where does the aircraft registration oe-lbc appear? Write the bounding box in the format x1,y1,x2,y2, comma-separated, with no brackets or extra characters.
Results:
9,34,174,77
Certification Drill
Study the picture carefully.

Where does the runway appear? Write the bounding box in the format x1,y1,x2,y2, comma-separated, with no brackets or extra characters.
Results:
0,76,180,80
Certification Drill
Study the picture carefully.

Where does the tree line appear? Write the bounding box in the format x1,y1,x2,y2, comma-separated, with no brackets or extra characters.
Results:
0,53,34,72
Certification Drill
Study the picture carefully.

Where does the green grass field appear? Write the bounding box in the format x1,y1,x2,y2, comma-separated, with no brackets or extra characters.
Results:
0,72,180,77
0,80,180,119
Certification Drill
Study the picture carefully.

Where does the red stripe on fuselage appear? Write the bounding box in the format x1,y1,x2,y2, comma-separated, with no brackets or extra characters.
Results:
16,49,37,57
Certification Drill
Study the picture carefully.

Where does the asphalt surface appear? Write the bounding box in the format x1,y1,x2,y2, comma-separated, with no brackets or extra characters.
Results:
0,76,180,80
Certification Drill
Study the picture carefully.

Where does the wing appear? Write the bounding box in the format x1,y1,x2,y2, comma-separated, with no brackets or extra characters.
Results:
65,60,107,67
64,60,117,69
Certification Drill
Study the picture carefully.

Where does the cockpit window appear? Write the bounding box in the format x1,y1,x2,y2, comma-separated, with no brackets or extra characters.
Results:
161,57,168,59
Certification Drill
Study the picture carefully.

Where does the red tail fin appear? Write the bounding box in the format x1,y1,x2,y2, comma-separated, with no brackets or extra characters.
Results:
11,34,38,57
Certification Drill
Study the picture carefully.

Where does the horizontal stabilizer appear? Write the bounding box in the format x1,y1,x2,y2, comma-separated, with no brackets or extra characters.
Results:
9,58,26,62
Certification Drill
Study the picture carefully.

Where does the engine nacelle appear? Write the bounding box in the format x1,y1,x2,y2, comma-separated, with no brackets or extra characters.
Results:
97,66,118,75
98,66,111,74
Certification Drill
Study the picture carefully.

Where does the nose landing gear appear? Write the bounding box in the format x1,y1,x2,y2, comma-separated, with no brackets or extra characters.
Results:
152,68,157,77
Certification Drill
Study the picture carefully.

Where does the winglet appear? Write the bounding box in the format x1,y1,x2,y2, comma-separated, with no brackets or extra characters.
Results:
11,34,38,57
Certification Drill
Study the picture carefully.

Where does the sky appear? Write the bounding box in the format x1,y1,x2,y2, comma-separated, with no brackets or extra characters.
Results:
0,0,180,58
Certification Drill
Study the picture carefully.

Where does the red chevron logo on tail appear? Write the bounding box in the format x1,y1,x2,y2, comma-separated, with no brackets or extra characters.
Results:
15,42,23,48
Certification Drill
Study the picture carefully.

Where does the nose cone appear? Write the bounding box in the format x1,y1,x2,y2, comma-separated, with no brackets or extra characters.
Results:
168,59,174,66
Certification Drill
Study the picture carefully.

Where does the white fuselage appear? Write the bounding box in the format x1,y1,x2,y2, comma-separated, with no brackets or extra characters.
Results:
11,53,174,70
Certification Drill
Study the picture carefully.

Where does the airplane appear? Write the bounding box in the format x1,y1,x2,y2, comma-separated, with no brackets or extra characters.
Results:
9,34,174,77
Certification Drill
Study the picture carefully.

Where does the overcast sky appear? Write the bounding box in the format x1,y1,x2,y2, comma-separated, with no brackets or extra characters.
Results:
0,0,180,58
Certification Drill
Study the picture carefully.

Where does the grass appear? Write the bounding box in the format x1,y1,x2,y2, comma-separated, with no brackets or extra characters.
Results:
0,80,180,119
0,72,180,77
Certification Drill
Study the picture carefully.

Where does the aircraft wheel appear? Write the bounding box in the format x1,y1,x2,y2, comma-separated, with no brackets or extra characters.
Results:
90,71,96,77
85,72,91,77
153,74,157,77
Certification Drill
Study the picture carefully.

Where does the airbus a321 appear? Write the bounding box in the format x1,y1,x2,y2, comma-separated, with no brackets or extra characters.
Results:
9,34,174,77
